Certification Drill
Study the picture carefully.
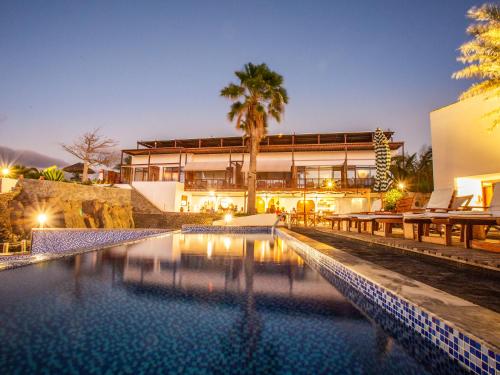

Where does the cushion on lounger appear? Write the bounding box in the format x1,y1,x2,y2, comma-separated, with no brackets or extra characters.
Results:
371,199,382,212
355,214,402,220
490,183,500,216
425,188,454,210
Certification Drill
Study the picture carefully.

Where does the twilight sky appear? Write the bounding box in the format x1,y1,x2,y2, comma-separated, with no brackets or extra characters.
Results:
0,0,476,162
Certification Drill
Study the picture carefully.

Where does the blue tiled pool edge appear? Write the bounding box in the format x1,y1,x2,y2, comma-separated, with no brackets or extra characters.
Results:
276,228,499,375
182,224,272,233
31,228,171,254
1,230,176,271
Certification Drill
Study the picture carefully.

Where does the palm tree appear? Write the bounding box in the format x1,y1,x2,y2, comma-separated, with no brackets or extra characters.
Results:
390,147,433,193
414,147,433,193
221,63,289,214
452,3,500,129
390,153,417,185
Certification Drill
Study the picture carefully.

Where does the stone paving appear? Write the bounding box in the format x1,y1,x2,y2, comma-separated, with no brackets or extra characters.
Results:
302,226,500,271
292,226,500,313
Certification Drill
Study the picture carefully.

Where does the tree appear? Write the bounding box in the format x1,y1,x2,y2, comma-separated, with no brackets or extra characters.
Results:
390,146,433,193
221,63,289,214
452,3,500,129
11,165,41,179
61,129,118,182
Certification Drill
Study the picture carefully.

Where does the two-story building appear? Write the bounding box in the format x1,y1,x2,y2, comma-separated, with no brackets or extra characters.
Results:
119,131,403,215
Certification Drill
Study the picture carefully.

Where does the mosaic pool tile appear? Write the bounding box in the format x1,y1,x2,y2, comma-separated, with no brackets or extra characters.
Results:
277,228,499,375
31,228,169,254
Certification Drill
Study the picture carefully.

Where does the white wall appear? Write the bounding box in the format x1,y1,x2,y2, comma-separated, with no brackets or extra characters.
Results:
132,181,184,212
131,154,182,165
131,149,389,169
0,177,18,193
431,95,500,191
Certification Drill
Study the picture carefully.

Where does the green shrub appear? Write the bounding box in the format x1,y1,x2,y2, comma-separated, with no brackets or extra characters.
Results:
42,165,65,181
384,188,405,211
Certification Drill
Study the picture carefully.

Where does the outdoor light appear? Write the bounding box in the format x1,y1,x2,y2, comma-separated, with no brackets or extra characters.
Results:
223,237,231,251
357,170,369,179
209,190,215,197
327,180,333,188
206,240,213,259
224,213,233,224
1,167,10,177
37,213,48,228
398,182,406,190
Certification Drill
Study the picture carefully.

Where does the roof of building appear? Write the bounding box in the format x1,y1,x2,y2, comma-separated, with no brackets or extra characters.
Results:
123,131,403,155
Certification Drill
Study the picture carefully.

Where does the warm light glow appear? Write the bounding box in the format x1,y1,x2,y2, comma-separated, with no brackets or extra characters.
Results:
37,213,48,227
223,237,231,251
357,169,369,179
1,167,10,177
224,213,233,224
398,182,405,190
206,240,213,259
209,190,215,197
327,180,333,188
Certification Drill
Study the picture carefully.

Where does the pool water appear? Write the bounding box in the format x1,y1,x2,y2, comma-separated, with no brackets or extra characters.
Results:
0,233,464,374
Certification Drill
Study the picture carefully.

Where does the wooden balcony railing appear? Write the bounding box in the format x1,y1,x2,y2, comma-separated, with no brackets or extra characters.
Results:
184,179,244,190
184,177,375,191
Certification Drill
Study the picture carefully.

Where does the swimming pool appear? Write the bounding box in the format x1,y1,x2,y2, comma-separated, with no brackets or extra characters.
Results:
0,232,466,374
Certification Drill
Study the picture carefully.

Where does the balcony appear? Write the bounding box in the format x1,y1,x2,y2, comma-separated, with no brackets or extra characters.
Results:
184,177,375,191
184,179,244,191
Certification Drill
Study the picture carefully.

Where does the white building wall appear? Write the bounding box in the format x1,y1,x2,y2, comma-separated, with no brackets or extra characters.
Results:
132,181,184,212
131,154,183,165
430,95,500,202
0,177,18,193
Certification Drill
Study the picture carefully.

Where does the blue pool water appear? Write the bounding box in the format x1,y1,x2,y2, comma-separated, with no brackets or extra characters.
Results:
0,233,465,374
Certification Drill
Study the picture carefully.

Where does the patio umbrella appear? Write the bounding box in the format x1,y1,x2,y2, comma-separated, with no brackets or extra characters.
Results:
62,163,96,175
373,128,392,192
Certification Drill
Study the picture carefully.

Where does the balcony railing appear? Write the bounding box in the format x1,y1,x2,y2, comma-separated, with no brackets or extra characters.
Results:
184,177,375,191
185,179,244,190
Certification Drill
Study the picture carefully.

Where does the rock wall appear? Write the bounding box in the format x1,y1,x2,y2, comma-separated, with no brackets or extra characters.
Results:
1,179,134,241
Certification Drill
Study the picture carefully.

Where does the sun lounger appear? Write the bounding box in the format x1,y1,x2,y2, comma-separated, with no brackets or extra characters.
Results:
325,199,383,231
340,196,414,236
427,184,500,251
402,190,473,244
371,196,415,237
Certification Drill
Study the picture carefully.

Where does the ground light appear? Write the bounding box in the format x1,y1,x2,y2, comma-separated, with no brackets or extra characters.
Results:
37,213,48,228
224,213,233,225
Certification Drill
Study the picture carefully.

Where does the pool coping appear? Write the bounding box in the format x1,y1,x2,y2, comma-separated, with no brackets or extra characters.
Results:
277,228,500,374
0,230,177,271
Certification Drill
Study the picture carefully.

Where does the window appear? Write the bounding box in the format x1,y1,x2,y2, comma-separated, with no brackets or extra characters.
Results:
163,167,179,181
121,167,132,183
134,167,148,181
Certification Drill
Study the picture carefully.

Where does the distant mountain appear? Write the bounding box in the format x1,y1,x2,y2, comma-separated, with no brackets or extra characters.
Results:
0,145,68,168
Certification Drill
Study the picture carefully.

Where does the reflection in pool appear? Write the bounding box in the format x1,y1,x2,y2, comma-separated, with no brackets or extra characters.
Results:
0,233,462,374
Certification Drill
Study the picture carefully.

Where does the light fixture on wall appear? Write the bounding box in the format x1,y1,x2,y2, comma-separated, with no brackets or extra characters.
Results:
37,213,48,228
357,170,369,179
